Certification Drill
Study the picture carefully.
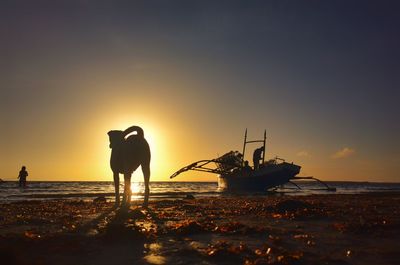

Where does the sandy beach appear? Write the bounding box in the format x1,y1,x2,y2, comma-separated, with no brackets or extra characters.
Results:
1,193,399,265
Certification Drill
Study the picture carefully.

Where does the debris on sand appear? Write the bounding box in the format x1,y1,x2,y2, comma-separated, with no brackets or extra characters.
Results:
93,196,107,204
274,199,311,213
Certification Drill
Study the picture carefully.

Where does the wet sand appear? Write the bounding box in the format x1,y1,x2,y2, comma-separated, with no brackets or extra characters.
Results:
1,193,399,265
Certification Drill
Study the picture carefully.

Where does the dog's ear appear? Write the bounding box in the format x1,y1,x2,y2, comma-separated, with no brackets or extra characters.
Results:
108,130,119,136
108,130,122,138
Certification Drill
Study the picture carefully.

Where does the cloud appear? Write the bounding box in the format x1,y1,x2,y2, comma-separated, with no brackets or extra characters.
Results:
331,147,355,159
296,150,310,157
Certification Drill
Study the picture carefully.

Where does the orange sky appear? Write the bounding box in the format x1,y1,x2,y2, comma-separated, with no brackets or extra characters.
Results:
1,56,399,183
1,88,399,183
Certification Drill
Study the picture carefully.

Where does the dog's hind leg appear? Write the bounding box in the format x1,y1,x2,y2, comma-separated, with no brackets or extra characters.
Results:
142,163,150,208
113,172,120,206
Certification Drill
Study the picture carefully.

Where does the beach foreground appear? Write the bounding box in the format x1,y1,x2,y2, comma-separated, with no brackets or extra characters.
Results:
1,193,399,265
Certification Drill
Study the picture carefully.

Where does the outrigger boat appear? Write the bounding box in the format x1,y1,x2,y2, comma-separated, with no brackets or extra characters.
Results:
170,129,335,192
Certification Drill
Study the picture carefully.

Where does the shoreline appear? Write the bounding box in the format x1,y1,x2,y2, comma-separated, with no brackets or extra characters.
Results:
2,180,400,203
1,180,400,184
1,193,400,264
2,190,400,203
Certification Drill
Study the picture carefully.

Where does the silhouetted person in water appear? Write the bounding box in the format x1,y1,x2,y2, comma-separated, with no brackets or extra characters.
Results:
108,126,151,208
18,166,28,188
253,147,264,170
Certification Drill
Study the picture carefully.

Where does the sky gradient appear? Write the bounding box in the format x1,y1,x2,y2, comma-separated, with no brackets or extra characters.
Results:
1,0,399,182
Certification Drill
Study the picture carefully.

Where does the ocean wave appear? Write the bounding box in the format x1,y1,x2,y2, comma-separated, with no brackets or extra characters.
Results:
1,181,400,202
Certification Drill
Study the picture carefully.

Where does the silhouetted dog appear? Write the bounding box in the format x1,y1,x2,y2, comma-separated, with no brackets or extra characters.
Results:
108,126,151,207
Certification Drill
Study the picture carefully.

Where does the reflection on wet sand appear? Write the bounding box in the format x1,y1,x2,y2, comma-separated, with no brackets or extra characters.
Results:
143,243,166,265
0,193,399,265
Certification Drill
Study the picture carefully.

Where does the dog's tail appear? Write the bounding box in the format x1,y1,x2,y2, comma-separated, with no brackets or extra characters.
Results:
123,126,144,138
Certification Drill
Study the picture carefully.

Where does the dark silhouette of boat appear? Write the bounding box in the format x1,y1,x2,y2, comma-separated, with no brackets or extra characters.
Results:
170,129,335,192
218,157,301,191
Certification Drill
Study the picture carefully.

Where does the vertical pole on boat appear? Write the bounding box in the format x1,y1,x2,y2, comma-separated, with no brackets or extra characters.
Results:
262,130,266,164
242,128,247,166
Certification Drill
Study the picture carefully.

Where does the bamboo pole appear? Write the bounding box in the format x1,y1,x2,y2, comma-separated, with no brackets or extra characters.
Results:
262,130,266,164
242,128,247,166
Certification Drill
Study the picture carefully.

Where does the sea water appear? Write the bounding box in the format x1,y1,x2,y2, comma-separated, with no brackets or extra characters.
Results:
1,181,400,202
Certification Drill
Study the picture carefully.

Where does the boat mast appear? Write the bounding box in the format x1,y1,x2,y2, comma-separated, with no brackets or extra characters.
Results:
242,129,267,166
262,130,266,164
242,128,247,167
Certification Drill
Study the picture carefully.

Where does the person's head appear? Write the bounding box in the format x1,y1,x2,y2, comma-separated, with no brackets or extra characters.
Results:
244,161,249,166
21,166,26,170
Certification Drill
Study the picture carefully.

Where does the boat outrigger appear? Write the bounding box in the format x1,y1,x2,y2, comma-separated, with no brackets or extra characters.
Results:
170,129,335,192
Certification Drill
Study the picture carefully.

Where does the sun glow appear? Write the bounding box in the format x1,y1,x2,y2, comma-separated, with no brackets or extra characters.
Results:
131,182,142,194
130,182,143,199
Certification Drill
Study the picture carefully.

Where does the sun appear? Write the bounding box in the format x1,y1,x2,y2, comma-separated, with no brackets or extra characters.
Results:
130,181,143,200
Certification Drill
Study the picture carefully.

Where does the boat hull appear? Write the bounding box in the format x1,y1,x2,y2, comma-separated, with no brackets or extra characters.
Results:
218,162,301,191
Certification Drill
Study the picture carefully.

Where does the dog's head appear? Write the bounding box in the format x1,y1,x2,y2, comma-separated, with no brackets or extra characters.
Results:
107,130,125,149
